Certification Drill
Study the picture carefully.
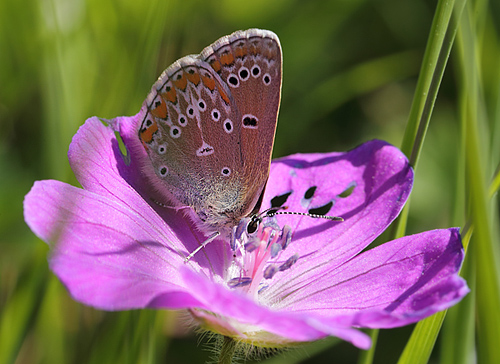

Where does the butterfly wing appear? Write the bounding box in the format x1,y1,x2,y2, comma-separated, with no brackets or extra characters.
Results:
201,29,282,216
137,29,282,234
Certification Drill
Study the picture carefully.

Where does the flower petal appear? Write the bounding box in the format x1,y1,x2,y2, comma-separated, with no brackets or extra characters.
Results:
275,228,468,327
24,179,199,310
68,116,141,201
181,267,371,349
263,140,413,286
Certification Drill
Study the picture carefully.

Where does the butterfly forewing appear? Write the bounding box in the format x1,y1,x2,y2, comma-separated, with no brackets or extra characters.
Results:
202,30,282,217
138,29,282,235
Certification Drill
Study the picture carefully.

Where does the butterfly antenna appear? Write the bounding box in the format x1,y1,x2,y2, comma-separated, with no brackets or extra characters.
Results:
184,231,220,263
266,207,344,221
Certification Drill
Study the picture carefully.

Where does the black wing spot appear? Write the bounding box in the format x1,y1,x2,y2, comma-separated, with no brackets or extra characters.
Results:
159,166,168,177
224,120,233,133
212,110,220,121
228,75,239,86
243,116,257,127
263,74,271,85
239,68,249,80
251,65,260,77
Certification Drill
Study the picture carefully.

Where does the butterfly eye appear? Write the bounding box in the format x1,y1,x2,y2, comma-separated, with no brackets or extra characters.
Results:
251,64,261,77
246,215,261,235
263,73,272,86
227,74,239,88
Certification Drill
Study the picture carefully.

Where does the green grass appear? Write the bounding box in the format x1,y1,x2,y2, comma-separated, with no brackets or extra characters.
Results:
1,0,499,363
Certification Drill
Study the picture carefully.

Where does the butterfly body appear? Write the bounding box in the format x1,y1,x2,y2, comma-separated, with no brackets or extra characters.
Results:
136,29,282,237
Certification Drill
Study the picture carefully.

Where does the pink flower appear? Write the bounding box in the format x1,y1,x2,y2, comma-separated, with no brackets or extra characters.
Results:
24,114,468,349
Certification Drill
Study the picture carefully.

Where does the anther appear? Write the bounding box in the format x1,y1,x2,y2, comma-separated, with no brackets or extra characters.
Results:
279,253,299,271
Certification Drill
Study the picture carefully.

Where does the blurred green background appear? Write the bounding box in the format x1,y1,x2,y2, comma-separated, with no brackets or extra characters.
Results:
1,0,498,363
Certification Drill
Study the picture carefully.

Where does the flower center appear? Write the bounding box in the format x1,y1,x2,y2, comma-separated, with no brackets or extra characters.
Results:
226,217,297,300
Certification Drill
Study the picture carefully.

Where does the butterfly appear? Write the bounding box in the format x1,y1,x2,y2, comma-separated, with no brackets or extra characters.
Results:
136,29,282,243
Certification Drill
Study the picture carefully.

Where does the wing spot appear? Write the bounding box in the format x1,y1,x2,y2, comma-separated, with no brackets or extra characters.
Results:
170,126,181,138
239,67,250,81
242,114,258,129
211,109,220,121
251,65,261,77
196,142,214,156
227,74,239,87
158,144,167,155
263,73,271,85
224,119,234,133
159,166,168,177
178,114,187,127
198,99,206,111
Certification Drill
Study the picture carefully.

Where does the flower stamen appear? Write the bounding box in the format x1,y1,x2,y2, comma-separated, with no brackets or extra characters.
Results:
229,217,297,298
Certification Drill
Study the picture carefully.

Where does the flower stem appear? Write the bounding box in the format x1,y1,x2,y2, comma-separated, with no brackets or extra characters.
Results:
357,329,379,364
218,336,237,364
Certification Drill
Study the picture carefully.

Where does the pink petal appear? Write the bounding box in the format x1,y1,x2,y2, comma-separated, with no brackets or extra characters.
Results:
274,228,468,327
181,267,371,349
24,179,198,310
263,140,413,283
